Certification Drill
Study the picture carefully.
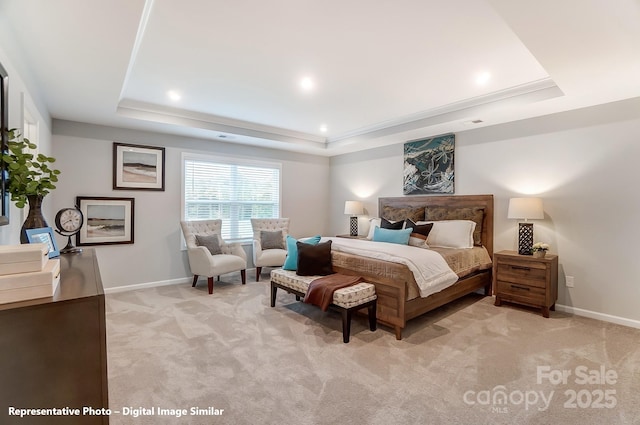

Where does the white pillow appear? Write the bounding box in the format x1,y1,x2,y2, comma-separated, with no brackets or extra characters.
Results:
366,218,381,240
420,220,476,249
366,218,404,239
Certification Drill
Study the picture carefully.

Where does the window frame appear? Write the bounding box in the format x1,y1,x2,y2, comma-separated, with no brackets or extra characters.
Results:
181,152,283,243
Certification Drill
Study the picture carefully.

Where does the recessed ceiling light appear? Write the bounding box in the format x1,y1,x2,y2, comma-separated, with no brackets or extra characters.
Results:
167,90,181,101
475,72,491,86
319,124,328,133
299,76,315,92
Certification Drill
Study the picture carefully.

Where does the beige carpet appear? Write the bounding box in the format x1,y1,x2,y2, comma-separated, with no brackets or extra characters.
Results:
105,273,640,425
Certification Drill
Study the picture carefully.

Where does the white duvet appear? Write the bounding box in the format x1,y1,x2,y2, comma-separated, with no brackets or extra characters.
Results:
326,237,459,298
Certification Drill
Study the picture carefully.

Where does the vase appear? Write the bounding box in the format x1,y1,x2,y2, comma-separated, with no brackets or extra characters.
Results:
20,195,49,243
533,250,546,258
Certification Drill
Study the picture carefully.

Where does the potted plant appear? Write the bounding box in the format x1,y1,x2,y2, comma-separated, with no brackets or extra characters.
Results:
532,242,550,258
1,128,61,242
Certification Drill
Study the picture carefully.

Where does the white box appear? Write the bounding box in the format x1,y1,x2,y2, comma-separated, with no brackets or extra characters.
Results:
0,244,49,276
0,259,60,304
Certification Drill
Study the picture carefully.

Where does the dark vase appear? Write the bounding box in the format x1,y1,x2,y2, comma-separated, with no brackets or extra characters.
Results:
20,195,48,243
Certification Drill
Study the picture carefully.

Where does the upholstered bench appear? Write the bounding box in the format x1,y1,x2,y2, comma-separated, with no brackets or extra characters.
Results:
270,269,377,343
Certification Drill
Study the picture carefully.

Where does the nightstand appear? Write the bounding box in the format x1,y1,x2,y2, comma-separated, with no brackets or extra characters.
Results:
336,234,366,239
493,250,558,317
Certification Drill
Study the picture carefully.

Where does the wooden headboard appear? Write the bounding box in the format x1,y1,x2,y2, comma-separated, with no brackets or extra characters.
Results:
378,194,494,259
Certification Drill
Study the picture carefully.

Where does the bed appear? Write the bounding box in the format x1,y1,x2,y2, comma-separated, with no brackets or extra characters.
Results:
330,194,494,340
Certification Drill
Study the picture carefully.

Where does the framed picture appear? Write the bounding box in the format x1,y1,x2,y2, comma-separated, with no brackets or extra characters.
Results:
76,196,135,246
113,142,165,191
26,227,59,258
403,133,455,195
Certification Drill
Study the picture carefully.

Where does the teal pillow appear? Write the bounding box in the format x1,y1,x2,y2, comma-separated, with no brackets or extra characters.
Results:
372,227,413,245
282,235,321,270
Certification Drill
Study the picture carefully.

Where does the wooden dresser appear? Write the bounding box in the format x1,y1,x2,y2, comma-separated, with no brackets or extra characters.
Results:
0,249,109,424
493,250,558,317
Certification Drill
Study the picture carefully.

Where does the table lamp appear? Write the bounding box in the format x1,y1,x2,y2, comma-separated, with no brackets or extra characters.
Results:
507,197,544,255
344,201,364,237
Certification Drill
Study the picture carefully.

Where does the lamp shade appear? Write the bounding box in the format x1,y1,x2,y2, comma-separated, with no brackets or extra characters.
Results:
344,201,363,216
507,197,544,220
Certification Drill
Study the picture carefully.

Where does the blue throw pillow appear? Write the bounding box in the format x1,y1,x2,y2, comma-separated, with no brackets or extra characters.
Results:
282,235,322,270
372,227,413,245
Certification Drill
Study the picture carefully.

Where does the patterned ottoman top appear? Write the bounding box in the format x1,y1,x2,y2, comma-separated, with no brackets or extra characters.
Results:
270,269,376,308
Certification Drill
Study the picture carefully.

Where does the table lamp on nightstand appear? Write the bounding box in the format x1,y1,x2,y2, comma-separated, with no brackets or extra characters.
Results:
507,197,544,255
344,201,364,237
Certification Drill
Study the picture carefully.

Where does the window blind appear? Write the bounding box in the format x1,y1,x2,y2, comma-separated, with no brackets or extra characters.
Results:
183,157,281,241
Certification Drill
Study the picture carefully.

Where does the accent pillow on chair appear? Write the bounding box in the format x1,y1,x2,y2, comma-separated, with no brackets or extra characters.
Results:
195,234,223,255
296,240,333,276
260,230,285,250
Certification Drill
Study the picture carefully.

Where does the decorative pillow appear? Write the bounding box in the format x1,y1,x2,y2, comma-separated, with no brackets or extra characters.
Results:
381,218,404,230
372,227,413,245
381,205,425,223
282,235,322,271
260,230,285,250
422,220,476,249
424,207,484,246
366,218,382,240
296,240,333,276
195,234,222,255
405,219,434,247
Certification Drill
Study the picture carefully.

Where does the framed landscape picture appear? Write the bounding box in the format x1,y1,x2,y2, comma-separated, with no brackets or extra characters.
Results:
113,142,165,191
76,196,135,246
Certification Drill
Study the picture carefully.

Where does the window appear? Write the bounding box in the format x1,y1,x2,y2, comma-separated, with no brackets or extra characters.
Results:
183,154,281,241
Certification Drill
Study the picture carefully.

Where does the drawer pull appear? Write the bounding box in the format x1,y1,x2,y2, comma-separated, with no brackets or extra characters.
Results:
510,265,531,271
510,284,530,291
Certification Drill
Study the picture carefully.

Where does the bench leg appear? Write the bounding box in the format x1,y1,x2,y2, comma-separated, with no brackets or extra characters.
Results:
368,301,377,331
270,282,277,307
341,309,352,343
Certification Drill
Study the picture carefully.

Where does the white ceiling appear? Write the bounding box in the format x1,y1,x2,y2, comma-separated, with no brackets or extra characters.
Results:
1,0,639,156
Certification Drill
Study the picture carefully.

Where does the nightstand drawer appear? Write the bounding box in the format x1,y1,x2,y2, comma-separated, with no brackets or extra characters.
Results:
496,262,547,288
496,280,546,302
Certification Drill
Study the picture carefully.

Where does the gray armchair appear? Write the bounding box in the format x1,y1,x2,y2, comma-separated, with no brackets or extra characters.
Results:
181,219,247,293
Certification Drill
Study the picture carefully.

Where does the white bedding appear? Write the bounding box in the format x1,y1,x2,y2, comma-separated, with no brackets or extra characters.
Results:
326,237,459,298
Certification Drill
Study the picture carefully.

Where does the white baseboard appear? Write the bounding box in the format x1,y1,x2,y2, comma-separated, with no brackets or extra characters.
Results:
104,277,191,294
555,303,640,329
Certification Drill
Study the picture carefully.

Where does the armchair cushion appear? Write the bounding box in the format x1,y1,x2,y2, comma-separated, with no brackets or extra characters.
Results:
195,234,223,255
260,230,285,250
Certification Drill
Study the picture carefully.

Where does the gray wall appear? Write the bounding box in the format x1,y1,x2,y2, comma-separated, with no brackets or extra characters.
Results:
329,97,640,324
51,121,330,288
0,40,54,246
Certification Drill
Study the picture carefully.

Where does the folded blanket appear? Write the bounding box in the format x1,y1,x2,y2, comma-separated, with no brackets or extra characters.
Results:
304,274,364,311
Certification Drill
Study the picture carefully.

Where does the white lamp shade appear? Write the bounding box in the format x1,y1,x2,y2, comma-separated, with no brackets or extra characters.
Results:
507,197,544,220
344,201,364,216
